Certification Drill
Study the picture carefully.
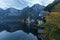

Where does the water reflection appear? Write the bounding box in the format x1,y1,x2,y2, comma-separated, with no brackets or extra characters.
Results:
0,30,38,40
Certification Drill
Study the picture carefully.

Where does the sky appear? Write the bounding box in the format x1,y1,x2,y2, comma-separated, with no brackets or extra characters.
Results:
0,0,54,10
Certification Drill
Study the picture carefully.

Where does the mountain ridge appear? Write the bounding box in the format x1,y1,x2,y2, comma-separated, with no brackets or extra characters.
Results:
44,0,60,12
0,4,45,16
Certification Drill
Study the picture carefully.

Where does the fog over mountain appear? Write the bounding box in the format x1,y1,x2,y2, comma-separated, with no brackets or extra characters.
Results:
0,0,54,10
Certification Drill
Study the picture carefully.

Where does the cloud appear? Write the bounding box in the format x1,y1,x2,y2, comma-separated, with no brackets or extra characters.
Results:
0,0,54,9
25,0,54,6
41,0,54,6
0,30,38,40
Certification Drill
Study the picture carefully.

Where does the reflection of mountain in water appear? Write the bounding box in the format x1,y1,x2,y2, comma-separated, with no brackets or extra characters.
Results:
0,30,38,40
0,4,47,34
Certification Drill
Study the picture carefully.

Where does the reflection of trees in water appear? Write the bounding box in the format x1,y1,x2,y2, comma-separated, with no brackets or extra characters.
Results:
0,22,25,32
0,21,35,34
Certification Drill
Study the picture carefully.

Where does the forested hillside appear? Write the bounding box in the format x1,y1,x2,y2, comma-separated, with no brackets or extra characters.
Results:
42,0,60,40
45,12,60,28
44,0,60,12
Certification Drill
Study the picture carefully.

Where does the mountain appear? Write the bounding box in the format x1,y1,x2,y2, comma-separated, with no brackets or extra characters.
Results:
0,8,5,16
45,0,60,31
44,0,60,12
0,4,47,32
20,4,45,19
31,4,45,11
20,6,30,19
0,4,45,17
0,8,4,13
0,8,21,16
0,4,47,23
5,8,21,16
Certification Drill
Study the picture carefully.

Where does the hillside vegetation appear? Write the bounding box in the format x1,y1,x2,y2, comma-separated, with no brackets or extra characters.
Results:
40,12,60,40
45,12,60,28
44,0,60,12
40,0,60,40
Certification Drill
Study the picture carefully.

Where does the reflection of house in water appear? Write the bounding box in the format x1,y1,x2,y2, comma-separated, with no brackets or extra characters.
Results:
34,14,46,40
37,27,44,40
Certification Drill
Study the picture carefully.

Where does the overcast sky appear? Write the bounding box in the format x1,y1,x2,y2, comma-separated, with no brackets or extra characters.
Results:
0,0,54,10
